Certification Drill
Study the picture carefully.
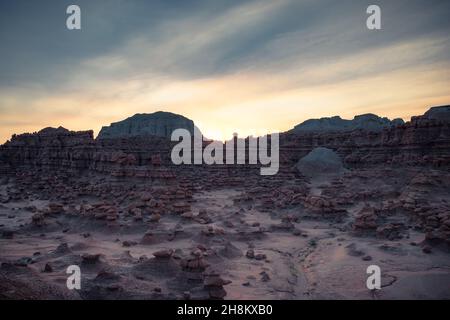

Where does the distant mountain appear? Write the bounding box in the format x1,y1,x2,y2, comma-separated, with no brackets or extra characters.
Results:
423,105,450,121
290,113,404,133
97,111,197,139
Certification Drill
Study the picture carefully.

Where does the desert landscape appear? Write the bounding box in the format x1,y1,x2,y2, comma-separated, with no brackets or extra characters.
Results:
0,105,449,300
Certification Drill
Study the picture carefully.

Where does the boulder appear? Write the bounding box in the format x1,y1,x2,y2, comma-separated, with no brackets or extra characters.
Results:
296,147,343,178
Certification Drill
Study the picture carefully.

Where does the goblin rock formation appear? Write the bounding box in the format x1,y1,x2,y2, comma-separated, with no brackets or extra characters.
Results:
0,105,449,300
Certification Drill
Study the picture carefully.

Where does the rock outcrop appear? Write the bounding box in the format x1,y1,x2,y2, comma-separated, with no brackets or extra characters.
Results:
291,113,404,133
423,105,450,121
0,126,94,172
296,147,343,177
97,111,196,139
280,106,450,168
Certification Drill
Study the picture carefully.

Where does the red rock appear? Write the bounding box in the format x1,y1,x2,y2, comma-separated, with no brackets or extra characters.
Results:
149,213,161,222
152,249,174,258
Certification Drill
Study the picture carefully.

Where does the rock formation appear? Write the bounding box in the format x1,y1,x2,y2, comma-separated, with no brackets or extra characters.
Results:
423,105,450,121
280,105,450,168
97,111,197,139
296,147,344,178
291,113,404,133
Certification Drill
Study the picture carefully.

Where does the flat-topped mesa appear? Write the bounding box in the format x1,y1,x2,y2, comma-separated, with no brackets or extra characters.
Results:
291,113,404,133
97,111,197,139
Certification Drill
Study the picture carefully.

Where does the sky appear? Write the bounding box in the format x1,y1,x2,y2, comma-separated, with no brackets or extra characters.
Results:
0,0,449,142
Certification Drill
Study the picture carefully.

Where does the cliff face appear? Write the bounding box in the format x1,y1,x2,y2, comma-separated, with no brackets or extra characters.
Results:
97,111,196,139
280,106,450,168
0,127,176,178
0,127,95,173
0,106,449,178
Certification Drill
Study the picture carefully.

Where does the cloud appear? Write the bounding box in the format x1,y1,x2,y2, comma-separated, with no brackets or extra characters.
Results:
0,0,449,142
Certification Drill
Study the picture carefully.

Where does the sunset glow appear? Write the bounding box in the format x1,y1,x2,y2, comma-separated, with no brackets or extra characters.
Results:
1,0,449,142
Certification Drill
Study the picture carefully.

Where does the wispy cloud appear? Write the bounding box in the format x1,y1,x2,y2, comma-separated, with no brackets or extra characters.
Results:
0,0,449,142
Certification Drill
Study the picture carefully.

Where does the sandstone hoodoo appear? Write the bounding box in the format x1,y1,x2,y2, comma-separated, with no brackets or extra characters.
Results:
97,111,197,139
